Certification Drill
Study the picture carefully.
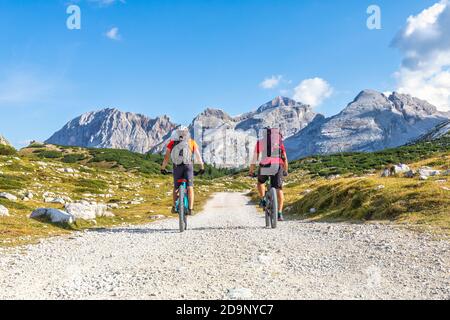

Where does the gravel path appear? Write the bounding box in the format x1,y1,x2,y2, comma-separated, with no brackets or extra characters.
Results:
0,192,449,300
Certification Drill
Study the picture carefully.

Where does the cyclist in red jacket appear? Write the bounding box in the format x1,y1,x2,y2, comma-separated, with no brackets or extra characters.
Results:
249,128,289,221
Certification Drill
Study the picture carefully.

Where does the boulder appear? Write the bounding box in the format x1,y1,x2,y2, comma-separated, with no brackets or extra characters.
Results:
25,192,34,199
65,202,114,220
381,168,391,177
404,170,416,178
418,167,441,177
419,175,429,181
30,208,74,224
0,192,17,201
107,203,120,210
0,205,9,217
44,197,66,205
392,164,410,175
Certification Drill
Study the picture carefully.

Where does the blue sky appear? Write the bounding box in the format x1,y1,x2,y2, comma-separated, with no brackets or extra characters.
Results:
0,0,443,147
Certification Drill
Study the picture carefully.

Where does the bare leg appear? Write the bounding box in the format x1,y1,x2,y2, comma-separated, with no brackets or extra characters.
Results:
187,186,194,210
277,189,284,212
257,182,266,198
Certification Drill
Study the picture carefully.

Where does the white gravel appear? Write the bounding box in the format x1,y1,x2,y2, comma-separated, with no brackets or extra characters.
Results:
0,192,449,300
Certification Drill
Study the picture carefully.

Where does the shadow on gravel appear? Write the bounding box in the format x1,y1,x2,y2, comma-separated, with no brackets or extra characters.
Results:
88,228,179,234
88,226,265,234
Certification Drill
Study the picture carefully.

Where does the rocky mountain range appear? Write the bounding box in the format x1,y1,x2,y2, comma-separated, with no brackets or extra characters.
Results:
285,90,449,159
46,108,177,154
415,119,450,142
150,96,319,167
44,91,449,167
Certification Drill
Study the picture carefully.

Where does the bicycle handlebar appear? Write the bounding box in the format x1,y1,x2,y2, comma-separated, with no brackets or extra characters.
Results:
161,169,204,176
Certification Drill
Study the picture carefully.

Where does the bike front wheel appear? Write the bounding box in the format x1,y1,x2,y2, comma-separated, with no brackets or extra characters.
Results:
268,188,278,229
178,186,187,232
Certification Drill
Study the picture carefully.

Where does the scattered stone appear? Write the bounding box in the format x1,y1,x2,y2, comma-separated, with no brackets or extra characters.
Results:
150,215,165,220
24,191,34,199
375,185,385,190
309,208,317,214
381,169,391,177
30,208,74,224
107,203,120,210
0,205,9,217
227,288,253,300
0,192,17,201
404,170,416,178
418,167,441,178
393,164,410,175
419,175,428,181
65,202,114,220
44,197,66,205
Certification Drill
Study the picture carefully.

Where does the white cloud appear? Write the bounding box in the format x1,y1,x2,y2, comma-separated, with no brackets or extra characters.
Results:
260,75,283,89
105,27,121,40
292,77,333,107
392,0,450,111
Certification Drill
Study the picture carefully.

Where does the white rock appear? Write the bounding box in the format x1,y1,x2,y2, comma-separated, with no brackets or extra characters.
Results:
418,167,441,177
0,205,9,217
227,288,253,300
404,170,416,178
150,215,165,220
30,208,74,224
310,208,317,214
393,164,410,175
419,175,428,181
44,197,66,205
107,203,120,209
375,185,385,190
0,192,17,201
24,191,34,199
381,169,391,177
65,202,114,220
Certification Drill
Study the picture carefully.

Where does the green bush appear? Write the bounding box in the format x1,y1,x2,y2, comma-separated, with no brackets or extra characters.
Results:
88,149,163,175
62,153,86,163
36,150,63,159
0,145,17,156
290,135,450,177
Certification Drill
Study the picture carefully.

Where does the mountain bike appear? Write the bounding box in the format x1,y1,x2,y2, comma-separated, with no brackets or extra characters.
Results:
162,169,202,233
251,174,279,229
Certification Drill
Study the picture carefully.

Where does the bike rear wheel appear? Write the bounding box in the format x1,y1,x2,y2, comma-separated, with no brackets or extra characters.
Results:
178,186,187,232
268,188,278,229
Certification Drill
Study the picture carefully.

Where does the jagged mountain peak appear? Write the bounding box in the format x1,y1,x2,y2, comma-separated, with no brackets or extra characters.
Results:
256,96,303,113
46,108,177,154
0,134,11,146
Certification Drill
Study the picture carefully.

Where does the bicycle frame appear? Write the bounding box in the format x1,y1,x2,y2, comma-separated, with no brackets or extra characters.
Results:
175,181,189,214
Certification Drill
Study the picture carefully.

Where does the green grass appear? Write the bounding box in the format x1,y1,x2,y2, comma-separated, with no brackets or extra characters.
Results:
290,135,450,177
73,178,108,194
0,145,17,156
0,174,26,190
88,148,163,174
